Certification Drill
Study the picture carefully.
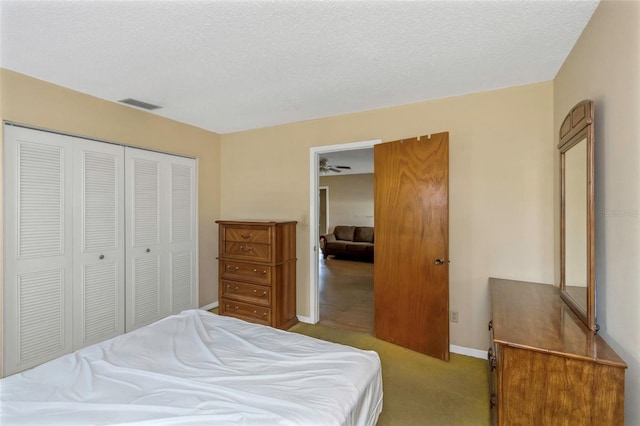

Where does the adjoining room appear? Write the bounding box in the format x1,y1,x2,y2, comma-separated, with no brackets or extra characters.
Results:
317,149,375,334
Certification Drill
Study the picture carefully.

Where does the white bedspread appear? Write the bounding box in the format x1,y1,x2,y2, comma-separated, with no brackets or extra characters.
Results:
0,310,382,425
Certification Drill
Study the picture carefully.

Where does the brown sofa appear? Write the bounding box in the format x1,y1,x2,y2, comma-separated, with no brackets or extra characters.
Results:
319,225,374,261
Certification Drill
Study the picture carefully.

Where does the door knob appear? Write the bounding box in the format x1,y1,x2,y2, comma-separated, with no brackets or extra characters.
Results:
434,258,445,265
146,248,150,253
99,254,104,260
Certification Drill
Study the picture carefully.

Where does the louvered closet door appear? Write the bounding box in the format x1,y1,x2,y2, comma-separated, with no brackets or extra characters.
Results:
72,140,125,349
167,155,197,314
125,148,166,331
3,125,74,376
125,148,197,330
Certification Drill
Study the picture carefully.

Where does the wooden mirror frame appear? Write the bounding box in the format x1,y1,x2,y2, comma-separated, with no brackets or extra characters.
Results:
558,100,596,331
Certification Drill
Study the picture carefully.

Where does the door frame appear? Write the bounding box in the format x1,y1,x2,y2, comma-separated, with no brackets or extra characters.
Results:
308,139,381,323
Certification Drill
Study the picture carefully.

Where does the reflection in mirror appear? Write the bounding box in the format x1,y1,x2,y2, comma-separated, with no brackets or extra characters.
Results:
564,139,587,310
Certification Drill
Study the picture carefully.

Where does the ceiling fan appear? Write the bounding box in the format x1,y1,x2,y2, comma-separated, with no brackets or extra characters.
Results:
319,158,351,174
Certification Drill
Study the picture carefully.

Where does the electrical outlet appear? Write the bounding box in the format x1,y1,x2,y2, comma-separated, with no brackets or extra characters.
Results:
450,311,459,323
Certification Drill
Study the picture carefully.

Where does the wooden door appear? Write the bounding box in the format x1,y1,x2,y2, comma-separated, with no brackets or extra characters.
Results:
374,133,449,360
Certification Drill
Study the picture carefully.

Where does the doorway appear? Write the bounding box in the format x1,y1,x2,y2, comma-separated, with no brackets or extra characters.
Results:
309,134,450,361
308,140,381,324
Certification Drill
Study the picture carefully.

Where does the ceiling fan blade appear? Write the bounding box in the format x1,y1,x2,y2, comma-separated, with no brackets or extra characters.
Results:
329,167,342,173
335,165,351,169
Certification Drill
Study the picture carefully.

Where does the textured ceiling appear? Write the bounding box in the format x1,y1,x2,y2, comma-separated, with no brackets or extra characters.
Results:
0,0,599,134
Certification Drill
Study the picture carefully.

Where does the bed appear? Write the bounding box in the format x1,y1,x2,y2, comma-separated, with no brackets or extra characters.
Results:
0,310,383,425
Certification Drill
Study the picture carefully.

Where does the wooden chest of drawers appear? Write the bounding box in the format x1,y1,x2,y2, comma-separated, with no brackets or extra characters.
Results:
489,278,626,425
216,220,298,329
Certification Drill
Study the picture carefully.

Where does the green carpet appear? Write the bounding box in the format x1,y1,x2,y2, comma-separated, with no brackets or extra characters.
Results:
289,322,490,426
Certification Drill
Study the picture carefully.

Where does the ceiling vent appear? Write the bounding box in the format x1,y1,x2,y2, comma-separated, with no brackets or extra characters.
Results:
118,98,162,110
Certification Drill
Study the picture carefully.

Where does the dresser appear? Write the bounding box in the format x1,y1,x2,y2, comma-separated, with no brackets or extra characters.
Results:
217,220,298,329
489,278,626,425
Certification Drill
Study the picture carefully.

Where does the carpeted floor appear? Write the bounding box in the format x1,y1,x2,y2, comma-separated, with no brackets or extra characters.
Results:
209,309,489,425
289,322,490,426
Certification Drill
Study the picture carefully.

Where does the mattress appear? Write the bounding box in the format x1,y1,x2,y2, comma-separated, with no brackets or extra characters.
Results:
0,309,383,425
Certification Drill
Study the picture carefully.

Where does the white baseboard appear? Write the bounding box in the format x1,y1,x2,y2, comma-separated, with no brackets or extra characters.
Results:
200,301,219,311
292,318,487,360
450,344,487,359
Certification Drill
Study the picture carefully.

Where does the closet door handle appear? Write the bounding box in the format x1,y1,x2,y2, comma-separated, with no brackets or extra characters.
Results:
99,254,105,260
146,248,151,253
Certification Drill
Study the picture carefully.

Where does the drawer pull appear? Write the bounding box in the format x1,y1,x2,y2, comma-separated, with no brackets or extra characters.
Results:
227,285,240,292
226,265,239,271
253,289,267,297
239,245,253,252
240,232,253,239
253,268,267,275
226,305,239,311
253,310,267,318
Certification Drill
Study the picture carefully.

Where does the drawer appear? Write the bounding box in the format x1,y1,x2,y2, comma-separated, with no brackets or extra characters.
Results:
224,226,270,244
223,242,270,262
221,280,271,306
221,298,271,326
220,260,271,285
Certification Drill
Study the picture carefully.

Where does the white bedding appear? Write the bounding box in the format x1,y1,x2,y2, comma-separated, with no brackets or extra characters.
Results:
0,310,382,426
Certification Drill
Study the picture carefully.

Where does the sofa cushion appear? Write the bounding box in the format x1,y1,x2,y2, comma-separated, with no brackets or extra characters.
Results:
325,242,348,251
333,226,356,241
346,242,369,252
354,227,374,243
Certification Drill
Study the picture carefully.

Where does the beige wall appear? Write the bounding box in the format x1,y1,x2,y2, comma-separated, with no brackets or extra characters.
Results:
221,81,555,351
0,70,222,373
319,173,374,231
553,0,640,422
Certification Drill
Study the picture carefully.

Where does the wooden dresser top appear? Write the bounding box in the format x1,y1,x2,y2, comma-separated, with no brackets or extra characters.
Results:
216,220,297,225
490,278,626,368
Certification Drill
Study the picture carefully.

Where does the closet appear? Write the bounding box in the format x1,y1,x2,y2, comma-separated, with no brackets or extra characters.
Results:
2,125,197,376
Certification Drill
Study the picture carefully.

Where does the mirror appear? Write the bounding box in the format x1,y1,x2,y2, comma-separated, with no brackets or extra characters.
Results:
564,140,587,304
559,100,596,331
